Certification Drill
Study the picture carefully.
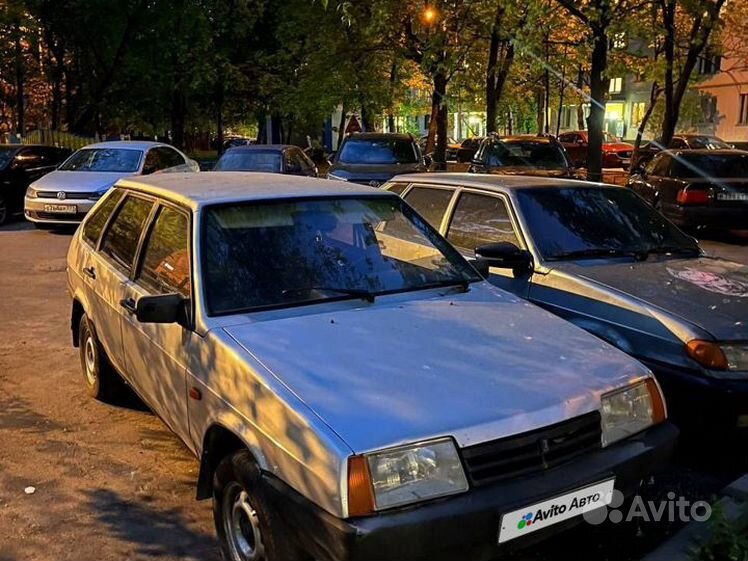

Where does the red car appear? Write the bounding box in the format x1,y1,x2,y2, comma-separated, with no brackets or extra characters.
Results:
559,131,634,169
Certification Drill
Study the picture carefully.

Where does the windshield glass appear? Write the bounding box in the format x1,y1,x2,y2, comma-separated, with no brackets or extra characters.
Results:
203,197,478,315
688,136,732,150
486,141,567,169
214,151,282,172
672,153,748,178
59,148,142,172
603,132,620,143
338,139,418,164
516,187,698,260
0,147,15,169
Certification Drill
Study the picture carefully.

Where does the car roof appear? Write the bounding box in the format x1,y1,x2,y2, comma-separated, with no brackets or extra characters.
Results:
116,172,395,211
389,173,605,192
345,132,414,142
223,144,294,152
81,140,173,150
663,148,746,156
491,135,555,143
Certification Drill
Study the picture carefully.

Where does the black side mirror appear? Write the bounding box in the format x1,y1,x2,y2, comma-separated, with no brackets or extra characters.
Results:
475,242,533,273
468,258,490,279
135,293,187,325
423,154,433,168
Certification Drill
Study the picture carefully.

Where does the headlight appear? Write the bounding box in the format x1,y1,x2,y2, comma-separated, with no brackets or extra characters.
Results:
327,171,348,181
601,379,666,447
347,438,468,516
89,187,110,201
26,186,38,198
687,340,748,378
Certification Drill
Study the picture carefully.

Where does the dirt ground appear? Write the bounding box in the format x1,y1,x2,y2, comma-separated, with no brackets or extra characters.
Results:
0,220,746,561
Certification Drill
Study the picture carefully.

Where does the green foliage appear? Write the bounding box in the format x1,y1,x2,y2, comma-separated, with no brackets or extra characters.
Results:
691,504,748,561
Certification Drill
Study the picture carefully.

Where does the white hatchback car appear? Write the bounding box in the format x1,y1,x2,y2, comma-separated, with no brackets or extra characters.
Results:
66,173,677,561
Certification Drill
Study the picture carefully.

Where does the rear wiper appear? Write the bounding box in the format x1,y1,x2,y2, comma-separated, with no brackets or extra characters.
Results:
548,248,647,261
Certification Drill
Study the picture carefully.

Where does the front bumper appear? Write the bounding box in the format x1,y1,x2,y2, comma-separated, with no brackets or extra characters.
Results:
24,196,96,224
263,422,678,561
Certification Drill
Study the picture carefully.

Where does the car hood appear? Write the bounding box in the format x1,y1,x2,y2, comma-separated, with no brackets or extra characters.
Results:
31,170,137,192
553,257,748,340
329,163,423,181
603,142,634,152
224,284,649,453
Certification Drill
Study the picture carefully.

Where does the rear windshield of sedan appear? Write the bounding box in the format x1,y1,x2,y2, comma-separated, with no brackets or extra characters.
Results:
338,139,418,164
202,197,478,315
214,150,282,172
485,141,567,169
59,148,142,172
671,153,748,179
517,187,698,260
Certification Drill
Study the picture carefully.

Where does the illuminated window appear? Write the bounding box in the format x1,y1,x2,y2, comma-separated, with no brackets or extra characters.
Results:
740,94,748,125
631,102,647,127
609,78,623,94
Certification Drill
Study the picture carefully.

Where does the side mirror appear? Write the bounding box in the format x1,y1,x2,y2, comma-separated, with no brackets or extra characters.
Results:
630,164,645,176
475,242,533,273
576,139,586,145
468,258,490,279
135,293,187,325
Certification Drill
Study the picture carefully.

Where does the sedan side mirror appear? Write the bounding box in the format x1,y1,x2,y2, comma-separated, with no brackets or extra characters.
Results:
423,154,433,168
475,242,533,273
135,293,187,326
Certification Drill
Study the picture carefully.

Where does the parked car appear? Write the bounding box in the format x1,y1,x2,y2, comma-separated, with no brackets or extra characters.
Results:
469,135,579,178
67,172,675,561
0,144,71,226
24,141,198,227
558,131,634,169
627,149,748,231
632,134,733,170
327,133,428,186
214,144,317,176
419,135,461,161
456,137,484,163
384,173,748,438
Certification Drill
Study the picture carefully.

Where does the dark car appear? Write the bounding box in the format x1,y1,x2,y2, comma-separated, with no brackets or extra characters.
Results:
0,144,71,225
214,144,317,176
627,149,748,230
559,130,634,169
385,173,748,439
418,135,461,161
632,134,733,169
468,135,579,178
456,137,484,163
327,133,427,187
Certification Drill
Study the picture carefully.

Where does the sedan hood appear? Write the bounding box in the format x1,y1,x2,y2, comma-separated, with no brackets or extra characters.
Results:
603,142,634,153
225,284,648,453
554,257,748,340
31,170,137,193
329,163,424,183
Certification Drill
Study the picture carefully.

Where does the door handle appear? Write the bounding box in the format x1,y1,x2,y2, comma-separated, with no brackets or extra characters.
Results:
82,266,96,280
120,297,137,315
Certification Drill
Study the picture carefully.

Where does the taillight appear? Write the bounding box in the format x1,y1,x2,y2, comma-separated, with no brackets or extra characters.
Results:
676,188,710,205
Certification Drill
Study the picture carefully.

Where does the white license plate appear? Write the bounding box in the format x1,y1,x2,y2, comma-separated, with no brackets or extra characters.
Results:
43,204,77,214
498,478,615,544
716,192,748,202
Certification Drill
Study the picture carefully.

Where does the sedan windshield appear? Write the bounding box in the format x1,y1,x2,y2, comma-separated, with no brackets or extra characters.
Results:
0,147,15,169
203,197,479,315
516,187,699,261
672,153,748,179
59,148,142,172
486,141,567,169
214,151,282,172
687,136,732,150
338,139,418,164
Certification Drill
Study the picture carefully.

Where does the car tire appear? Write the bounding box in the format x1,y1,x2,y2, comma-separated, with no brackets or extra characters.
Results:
0,195,7,226
78,314,122,402
213,450,307,561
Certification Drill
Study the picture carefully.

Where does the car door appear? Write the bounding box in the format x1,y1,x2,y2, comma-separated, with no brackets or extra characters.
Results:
630,154,669,206
444,190,532,297
87,193,155,375
7,148,46,212
119,202,193,443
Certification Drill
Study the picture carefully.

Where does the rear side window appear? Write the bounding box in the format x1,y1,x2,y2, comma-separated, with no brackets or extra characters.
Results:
403,186,454,230
447,192,519,251
385,182,408,196
82,190,124,247
138,206,191,298
100,195,153,273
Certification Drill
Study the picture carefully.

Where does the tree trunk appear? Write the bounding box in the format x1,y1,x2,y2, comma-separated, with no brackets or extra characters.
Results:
586,25,609,182
13,22,25,135
660,0,677,147
485,9,503,134
388,60,397,132
634,83,661,155
576,67,586,129
430,72,448,169
337,105,347,150
170,87,187,150
535,87,545,134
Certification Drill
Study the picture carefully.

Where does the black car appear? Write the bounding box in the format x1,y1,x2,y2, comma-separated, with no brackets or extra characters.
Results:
632,134,733,169
214,144,317,176
468,135,578,178
456,137,484,163
327,133,428,187
627,149,748,230
0,144,71,226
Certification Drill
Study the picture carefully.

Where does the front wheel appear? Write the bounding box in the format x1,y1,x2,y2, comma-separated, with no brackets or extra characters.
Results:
213,450,307,561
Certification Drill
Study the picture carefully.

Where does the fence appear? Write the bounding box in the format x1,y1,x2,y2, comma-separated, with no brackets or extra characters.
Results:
21,129,100,150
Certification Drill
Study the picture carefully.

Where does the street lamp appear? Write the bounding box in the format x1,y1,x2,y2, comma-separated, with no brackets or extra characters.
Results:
422,5,437,25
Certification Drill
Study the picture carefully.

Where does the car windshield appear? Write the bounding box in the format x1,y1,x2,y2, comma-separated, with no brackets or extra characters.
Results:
486,141,567,169
338,139,418,164
687,136,732,150
671,153,748,178
59,148,142,172
214,151,282,172
202,197,479,315
0,147,15,169
603,132,620,143
516,187,699,261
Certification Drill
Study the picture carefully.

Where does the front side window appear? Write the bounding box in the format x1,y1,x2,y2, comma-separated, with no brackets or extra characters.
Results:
100,195,153,273
59,149,143,173
0,148,15,169
337,138,418,164
139,206,191,298
403,186,454,230
447,192,519,250
214,151,282,172
82,190,124,247
202,197,479,315
485,141,567,169
156,147,186,169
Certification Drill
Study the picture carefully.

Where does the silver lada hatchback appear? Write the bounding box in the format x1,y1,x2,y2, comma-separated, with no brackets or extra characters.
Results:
66,172,677,561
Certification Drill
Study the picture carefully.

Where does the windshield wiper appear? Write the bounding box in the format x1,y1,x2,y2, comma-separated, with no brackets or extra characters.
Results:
641,245,701,257
287,286,376,303
548,248,647,261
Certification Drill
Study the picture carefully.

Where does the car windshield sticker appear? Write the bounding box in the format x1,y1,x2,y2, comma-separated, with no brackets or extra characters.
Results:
667,266,748,298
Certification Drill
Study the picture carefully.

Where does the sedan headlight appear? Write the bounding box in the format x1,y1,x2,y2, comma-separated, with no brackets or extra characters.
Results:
89,187,111,201
327,171,348,181
347,438,468,516
601,379,666,447
26,186,38,198
687,340,748,378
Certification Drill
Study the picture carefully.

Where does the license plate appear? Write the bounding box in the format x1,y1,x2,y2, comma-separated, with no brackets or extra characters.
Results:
498,478,615,544
43,204,77,214
716,192,748,202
